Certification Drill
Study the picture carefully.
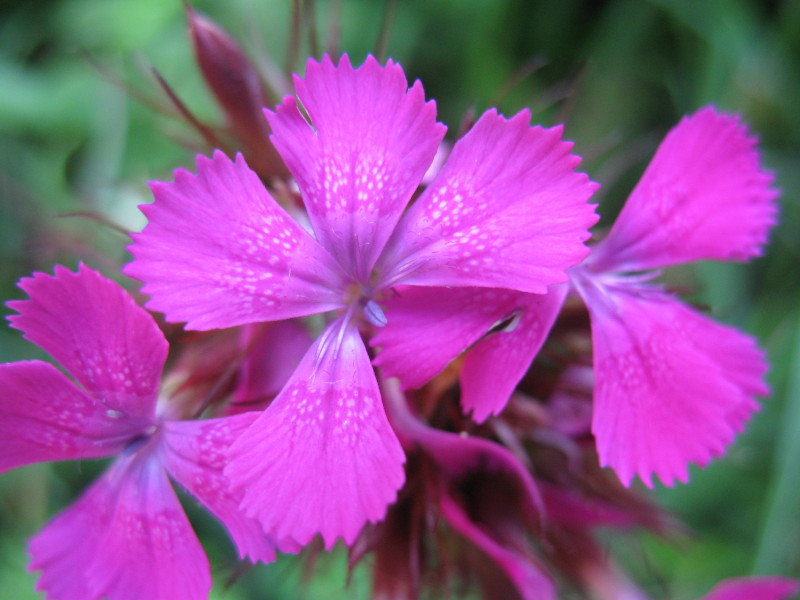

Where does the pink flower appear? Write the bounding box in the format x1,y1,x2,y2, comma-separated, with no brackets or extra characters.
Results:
573,107,776,486
0,265,289,600
698,576,799,600
125,54,598,547
376,107,777,488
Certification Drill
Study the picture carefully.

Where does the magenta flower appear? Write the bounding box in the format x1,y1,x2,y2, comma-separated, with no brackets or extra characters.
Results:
376,106,777,487
0,265,289,600
124,54,598,547
572,107,776,486
698,577,800,600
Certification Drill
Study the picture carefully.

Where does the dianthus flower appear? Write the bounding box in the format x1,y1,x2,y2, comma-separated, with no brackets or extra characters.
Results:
125,53,598,547
0,265,291,600
375,107,777,487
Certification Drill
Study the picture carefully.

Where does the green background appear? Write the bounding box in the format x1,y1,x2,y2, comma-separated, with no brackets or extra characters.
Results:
0,0,798,598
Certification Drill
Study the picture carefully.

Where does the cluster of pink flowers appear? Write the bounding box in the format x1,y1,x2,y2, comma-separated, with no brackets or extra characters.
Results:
0,16,795,600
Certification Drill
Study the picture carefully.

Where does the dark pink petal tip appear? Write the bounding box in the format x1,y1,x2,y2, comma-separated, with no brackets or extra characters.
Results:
591,106,778,273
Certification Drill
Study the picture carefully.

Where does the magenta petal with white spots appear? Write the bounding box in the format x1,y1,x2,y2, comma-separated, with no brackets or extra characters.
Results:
266,54,445,279
378,109,598,292
161,414,298,563
125,151,346,330
590,107,777,273
8,265,165,419
461,285,567,422
227,320,405,549
0,361,146,472
372,286,526,390
578,277,766,487
30,451,211,600
699,577,799,600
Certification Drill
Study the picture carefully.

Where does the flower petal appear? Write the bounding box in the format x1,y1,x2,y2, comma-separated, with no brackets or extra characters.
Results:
226,320,405,548
0,361,144,472
576,276,766,487
372,286,522,390
439,491,555,600
8,264,164,419
699,577,800,600
461,285,567,422
125,151,346,330
378,109,598,292
590,106,777,273
30,451,210,600
372,285,565,422
266,54,445,280
231,320,314,411
161,414,298,563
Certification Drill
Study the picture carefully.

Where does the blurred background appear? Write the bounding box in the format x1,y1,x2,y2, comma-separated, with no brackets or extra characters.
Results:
0,0,798,598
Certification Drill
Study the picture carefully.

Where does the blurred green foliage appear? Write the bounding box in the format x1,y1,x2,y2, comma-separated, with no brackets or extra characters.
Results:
0,0,798,598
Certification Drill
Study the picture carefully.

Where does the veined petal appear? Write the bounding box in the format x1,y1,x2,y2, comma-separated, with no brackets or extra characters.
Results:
125,151,346,330
461,285,567,422
378,109,598,292
590,106,778,273
575,275,766,487
372,286,522,390
8,265,164,419
161,414,298,563
0,361,145,472
699,577,800,600
266,54,445,280
30,451,210,600
372,285,565,422
226,320,405,549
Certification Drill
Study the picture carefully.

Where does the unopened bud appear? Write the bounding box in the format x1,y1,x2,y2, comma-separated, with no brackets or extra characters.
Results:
187,6,288,178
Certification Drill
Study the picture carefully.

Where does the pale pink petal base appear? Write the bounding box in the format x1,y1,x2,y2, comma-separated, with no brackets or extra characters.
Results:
578,278,766,486
699,576,799,600
0,361,144,472
30,452,210,600
8,264,165,419
227,321,405,548
161,414,298,562
379,109,597,292
267,54,445,278
125,151,346,329
590,106,777,272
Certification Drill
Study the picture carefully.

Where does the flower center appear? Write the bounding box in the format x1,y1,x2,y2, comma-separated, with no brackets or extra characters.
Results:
342,282,388,327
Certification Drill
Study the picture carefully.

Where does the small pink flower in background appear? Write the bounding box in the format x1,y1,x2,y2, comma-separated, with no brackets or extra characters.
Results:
125,54,598,548
0,265,290,600
377,106,777,488
698,576,800,600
